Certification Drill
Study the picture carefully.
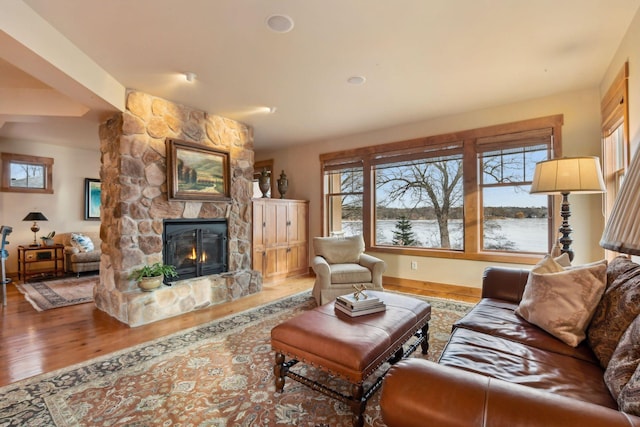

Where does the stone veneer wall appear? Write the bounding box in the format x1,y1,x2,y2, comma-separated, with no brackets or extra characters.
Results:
95,91,261,327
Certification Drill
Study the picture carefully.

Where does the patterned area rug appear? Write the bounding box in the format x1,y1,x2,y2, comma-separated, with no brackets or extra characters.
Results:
0,291,472,426
15,276,96,311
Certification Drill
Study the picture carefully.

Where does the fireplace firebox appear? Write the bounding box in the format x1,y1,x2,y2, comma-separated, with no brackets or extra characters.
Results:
163,219,228,282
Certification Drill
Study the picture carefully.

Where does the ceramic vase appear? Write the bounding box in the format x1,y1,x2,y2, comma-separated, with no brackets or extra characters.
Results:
258,168,270,198
277,170,288,199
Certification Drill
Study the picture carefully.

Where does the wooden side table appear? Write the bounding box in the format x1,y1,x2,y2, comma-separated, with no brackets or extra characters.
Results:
17,244,65,281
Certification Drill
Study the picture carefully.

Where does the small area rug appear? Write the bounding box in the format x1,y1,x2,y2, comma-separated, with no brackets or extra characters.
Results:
16,276,96,311
0,291,472,426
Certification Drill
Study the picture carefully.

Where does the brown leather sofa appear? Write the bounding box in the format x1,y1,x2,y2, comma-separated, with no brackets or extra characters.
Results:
380,259,640,427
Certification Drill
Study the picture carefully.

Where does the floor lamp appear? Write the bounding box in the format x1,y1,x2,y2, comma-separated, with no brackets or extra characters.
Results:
530,157,606,261
601,146,640,256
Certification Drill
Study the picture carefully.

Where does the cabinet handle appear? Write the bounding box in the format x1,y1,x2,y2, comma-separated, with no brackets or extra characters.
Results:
263,222,266,227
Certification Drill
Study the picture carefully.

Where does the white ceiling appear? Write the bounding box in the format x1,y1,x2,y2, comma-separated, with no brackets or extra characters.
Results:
1,0,639,152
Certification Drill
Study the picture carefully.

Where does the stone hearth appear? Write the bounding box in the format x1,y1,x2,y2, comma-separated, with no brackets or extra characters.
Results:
95,91,261,327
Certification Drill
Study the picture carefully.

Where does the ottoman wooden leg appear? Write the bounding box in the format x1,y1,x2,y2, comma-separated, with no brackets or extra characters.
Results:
420,323,430,354
350,383,366,427
274,352,286,392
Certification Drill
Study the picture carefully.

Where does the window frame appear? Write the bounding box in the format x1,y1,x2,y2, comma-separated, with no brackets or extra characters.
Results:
0,152,54,194
319,115,563,264
601,63,630,260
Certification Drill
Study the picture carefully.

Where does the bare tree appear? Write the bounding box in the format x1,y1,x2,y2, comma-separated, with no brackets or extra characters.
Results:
376,158,463,248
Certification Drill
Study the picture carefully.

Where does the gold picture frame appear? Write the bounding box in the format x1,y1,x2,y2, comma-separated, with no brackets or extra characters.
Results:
166,139,230,201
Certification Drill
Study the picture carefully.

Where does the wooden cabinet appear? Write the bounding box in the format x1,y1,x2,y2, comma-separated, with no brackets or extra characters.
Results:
253,198,309,282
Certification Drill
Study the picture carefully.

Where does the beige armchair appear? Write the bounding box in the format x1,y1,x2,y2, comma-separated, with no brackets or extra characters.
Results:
311,235,386,305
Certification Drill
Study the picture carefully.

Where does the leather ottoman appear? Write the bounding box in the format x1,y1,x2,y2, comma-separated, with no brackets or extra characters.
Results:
271,291,431,427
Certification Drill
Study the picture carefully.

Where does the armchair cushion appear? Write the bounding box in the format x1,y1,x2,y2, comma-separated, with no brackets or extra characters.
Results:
330,263,372,284
313,235,363,264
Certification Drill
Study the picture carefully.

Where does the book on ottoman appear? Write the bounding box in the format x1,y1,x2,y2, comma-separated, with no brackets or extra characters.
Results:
336,292,381,310
335,301,386,317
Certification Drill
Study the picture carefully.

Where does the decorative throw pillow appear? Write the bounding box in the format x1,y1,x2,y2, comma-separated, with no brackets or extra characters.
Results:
618,353,640,416
515,258,607,347
605,314,640,401
588,262,640,368
71,233,94,253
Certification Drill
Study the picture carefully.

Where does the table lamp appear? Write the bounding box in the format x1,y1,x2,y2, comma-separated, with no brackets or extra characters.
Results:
23,212,48,247
530,156,606,261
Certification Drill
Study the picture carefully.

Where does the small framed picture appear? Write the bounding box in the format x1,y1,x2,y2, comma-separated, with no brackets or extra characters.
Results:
84,178,101,220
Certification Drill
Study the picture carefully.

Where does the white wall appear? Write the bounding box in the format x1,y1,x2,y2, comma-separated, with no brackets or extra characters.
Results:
257,87,604,289
0,139,101,273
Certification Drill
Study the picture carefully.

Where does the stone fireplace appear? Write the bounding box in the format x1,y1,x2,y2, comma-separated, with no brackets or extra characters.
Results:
95,91,261,327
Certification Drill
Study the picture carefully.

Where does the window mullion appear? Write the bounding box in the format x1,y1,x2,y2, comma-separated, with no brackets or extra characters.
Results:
464,139,479,254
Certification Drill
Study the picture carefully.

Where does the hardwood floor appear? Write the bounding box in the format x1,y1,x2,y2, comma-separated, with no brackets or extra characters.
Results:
0,275,479,388
0,275,314,387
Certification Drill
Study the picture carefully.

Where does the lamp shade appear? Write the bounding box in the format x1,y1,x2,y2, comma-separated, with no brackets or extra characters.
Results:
530,157,606,194
22,212,48,221
601,147,640,255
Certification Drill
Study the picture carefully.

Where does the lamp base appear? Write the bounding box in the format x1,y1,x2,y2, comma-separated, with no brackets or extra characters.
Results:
558,192,574,262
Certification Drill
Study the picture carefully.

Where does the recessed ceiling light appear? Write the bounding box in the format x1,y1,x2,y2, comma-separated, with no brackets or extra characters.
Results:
266,15,294,33
184,72,196,82
347,76,366,85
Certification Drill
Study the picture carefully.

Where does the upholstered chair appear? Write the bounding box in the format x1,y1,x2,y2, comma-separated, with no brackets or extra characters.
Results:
311,235,386,305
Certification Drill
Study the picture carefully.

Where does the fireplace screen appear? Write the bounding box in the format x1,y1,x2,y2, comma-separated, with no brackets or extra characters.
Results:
163,219,228,281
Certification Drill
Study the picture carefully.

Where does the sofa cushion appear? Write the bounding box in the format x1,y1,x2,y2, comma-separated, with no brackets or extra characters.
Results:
71,233,95,253
313,235,364,264
618,353,640,416
455,299,598,363
605,314,640,401
439,327,617,409
588,260,640,368
515,257,607,347
69,251,101,263
329,263,372,284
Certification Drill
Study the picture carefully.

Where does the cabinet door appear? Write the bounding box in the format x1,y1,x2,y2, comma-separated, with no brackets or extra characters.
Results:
264,201,289,246
252,200,266,275
253,200,266,247
265,246,288,279
287,201,308,245
287,243,308,276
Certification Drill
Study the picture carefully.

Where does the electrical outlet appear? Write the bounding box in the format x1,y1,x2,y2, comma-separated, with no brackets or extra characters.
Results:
410,261,418,270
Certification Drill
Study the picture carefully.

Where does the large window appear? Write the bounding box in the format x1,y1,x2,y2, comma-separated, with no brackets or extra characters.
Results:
320,115,563,262
479,139,550,253
373,142,464,250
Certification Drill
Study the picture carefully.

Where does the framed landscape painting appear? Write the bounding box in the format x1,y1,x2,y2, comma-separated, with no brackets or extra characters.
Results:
85,178,101,220
166,139,230,201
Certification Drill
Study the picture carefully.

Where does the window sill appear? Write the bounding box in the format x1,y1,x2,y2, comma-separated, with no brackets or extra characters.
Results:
369,245,543,265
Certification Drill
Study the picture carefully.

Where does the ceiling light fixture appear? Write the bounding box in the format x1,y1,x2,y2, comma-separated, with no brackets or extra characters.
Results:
347,76,366,85
184,72,197,82
266,14,294,33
